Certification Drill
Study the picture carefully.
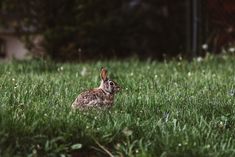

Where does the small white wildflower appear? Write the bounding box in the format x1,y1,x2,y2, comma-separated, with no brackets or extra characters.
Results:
196,57,203,62
115,143,121,149
80,67,87,76
32,149,37,155
122,127,133,136
218,121,224,128
178,143,182,147
57,67,64,72
202,44,208,50
60,154,66,157
130,72,134,76
229,47,235,52
187,72,192,77
179,56,182,61
229,89,235,96
12,78,15,82
36,144,41,149
135,149,139,153
78,48,82,53
154,74,158,78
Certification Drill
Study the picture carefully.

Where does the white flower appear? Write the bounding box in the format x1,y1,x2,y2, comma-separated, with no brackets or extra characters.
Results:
57,66,64,72
122,127,133,136
187,72,192,77
78,48,82,53
218,121,224,128
80,67,87,76
196,57,203,62
202,44,208,50
229,89,235,96
179,56,182,61
229,47,235,52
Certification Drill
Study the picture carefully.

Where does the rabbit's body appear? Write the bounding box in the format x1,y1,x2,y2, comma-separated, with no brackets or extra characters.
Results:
72,88,114,108
72,67,120,109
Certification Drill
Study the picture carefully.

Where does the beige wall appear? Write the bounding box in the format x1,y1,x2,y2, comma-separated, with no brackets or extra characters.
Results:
0,35,28,59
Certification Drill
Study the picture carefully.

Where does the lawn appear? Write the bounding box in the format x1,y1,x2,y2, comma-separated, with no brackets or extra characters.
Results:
0,54,235,157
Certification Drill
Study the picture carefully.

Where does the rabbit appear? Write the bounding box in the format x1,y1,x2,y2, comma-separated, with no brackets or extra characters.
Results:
72,67,121,109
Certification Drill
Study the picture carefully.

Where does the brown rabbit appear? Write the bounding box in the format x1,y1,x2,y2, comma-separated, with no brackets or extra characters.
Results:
72,67,121,109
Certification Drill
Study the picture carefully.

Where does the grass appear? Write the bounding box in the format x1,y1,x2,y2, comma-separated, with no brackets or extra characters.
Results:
0,54,235,157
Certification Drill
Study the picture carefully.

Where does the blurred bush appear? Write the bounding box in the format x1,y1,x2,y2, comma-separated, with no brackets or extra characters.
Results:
1,0,188,60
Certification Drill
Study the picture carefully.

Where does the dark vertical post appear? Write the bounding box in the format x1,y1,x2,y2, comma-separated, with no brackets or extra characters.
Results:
192,0,198,58
186,0,203,59
185,0,192,58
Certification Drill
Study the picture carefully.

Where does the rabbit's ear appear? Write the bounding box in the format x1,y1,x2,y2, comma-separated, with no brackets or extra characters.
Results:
100,67,108,81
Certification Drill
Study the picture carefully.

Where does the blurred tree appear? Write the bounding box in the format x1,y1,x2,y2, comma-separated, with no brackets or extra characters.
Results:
1,0,191,60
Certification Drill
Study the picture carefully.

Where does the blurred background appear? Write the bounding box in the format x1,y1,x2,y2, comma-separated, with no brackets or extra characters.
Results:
0,0,235,61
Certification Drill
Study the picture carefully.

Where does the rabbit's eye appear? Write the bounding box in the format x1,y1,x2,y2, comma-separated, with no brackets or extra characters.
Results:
109,82,114,86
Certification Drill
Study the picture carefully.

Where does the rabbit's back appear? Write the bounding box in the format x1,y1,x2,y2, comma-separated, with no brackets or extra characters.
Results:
72,88,114,109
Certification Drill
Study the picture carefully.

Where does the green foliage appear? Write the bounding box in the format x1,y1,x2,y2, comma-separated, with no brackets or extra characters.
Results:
0,55,235,156
0,0,189,60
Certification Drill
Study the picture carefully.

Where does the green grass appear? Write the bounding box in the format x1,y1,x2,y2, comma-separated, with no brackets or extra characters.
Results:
0,54,235,157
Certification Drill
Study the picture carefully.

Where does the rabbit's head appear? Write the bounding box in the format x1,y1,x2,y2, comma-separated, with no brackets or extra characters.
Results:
99,67,121,94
